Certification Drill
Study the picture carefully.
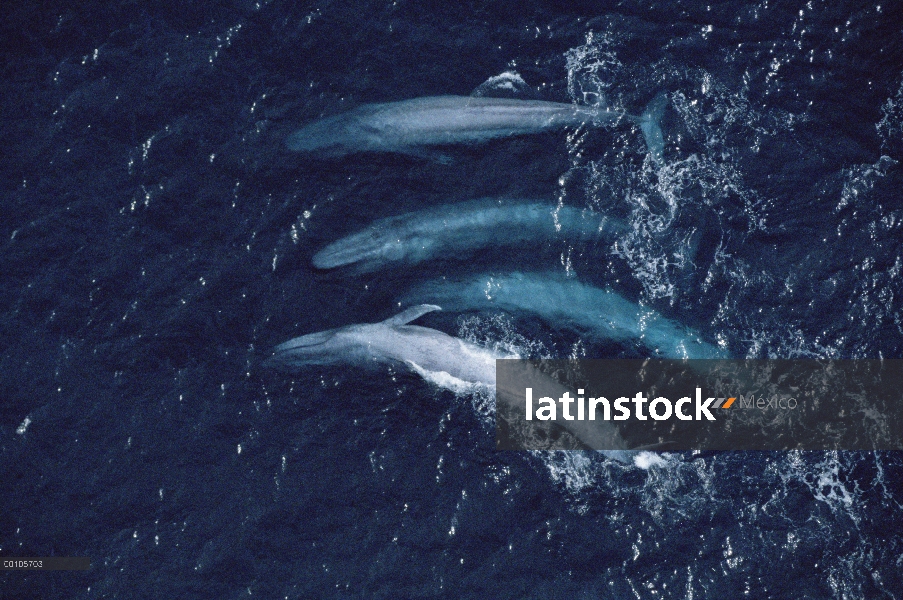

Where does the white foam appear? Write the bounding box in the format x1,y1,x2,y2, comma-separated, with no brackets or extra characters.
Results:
406,360,484,395
540,451,600,497
406,360,496,421
878,77,903,149
633,451,668,469
16,417,31,435
472,71,529,97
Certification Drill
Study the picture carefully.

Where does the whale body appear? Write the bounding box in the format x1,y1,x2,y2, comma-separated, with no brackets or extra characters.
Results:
271,304,499,384
287,94,667,164
270,304,635,460
402,272,727,360
312,199,627,271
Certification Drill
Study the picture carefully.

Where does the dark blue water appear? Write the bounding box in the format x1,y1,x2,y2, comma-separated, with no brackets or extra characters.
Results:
3,0,903,597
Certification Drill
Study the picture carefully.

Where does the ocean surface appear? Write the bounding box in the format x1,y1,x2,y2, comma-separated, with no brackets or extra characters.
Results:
3,0,903,597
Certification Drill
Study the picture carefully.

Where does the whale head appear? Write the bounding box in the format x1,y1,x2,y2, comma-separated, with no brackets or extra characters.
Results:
269,327,365,366
312,226,410,269
286,110,384,157
286,117,348,155
269,306,443,369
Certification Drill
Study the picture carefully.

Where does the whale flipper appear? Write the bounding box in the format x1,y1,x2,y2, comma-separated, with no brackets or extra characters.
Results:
383,304,441,326
636,92,668,167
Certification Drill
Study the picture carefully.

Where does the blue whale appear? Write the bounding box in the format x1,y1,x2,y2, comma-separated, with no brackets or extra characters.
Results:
312,199,627,271
270,304,637,461
288,94,668,164
403,272,727,360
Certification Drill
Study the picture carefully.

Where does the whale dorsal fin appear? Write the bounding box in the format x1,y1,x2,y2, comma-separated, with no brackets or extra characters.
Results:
471,71,537,99
384,304,441,326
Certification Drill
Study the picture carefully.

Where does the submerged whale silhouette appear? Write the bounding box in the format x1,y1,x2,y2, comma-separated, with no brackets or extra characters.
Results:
287,94,668,164
270,304,636,461
403,272,727,360
312,199,627,271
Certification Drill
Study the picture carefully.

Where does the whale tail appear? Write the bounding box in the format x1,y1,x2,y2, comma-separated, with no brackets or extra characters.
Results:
637,92,668,167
